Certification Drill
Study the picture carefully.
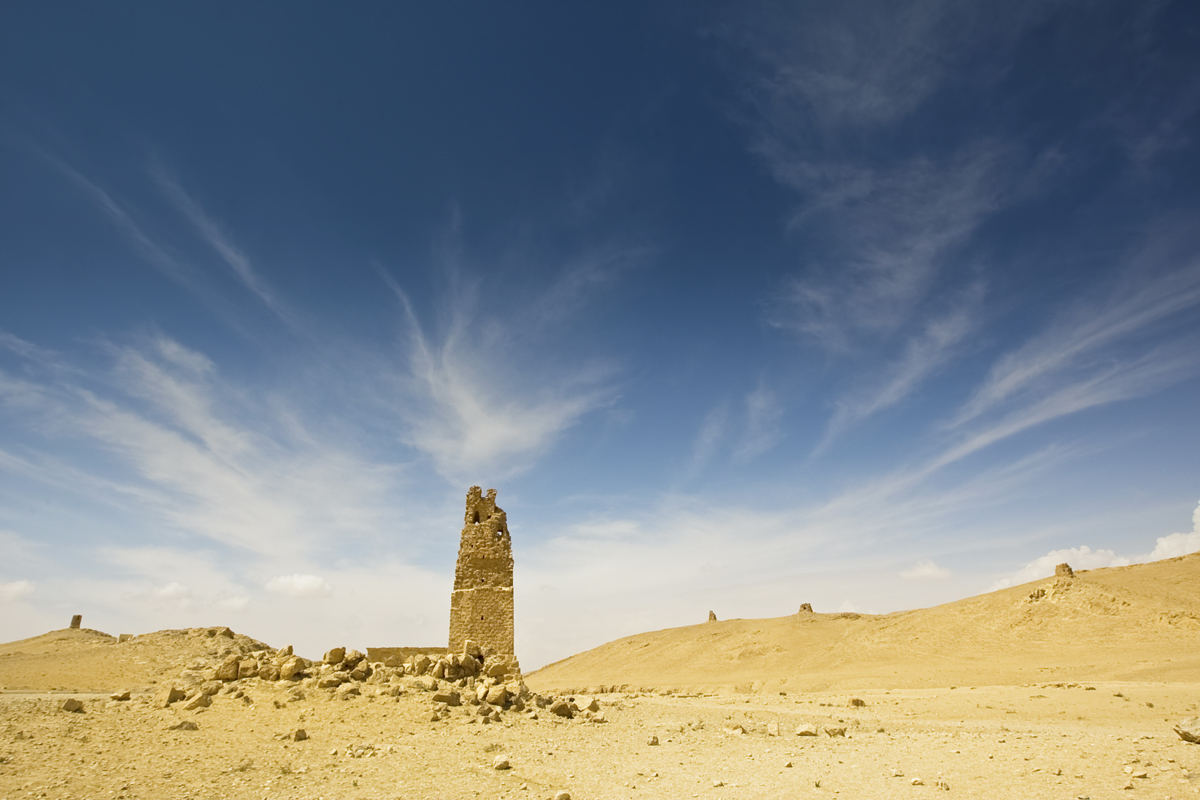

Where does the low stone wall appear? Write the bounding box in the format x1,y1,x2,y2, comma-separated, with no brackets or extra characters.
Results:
366,647,449,667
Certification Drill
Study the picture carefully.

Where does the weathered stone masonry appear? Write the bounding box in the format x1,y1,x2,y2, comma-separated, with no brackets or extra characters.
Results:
448,486,515,658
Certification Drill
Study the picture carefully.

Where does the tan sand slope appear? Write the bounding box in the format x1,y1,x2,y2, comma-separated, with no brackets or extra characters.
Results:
527,552,1200,693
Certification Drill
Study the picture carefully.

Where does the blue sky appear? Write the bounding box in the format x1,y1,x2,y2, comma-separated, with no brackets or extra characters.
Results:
2,1,1199,668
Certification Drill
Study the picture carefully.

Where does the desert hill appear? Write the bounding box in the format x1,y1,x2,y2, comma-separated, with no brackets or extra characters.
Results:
526,552,1200,694
0,625,273,692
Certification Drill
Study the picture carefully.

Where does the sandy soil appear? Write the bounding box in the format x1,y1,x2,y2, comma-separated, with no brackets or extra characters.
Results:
2,554,1199,800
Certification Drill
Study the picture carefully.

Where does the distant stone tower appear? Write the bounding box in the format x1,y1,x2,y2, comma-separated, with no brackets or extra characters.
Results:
449,486,515,657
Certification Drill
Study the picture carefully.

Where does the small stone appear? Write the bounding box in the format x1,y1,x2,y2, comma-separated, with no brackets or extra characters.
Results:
784,761,793,768
799,602,813,613
647,735,659,746
170,720,199,731
767,722,780,736
549,699,574,718
824,726,846,737
796,723,819,736
61,698,84,713
493,756,511,770
911,778,924,785
553,792,571,800
891,769,905,777
708,610,717,622
1055,562,1074,577
323,647,345,665
110,691,131,701
935,778,951,790
849,697,866,707
293,729,308,741
432,689,461,706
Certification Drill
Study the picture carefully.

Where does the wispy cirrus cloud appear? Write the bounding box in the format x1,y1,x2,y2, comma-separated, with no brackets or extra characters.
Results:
374,266,619,484
952,258,1200,429
151,162,300,330
819,286,981,449
767,147,1010,351
0,334,400,558
734,383,784,463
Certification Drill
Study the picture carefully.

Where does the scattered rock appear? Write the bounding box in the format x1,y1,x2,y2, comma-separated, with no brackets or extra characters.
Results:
293,729,308,741
549,699,574,718
935,778,951,790
170,721,199,731
183,694,211,711
432,689,461,706
1175,717,1200,744
158,686,187,707
61,698,83,713
1056,562,1074,578
767,722,780,736
911,778,925,785
799,603,813,613
824,727,846,737
110,691,131,701
708,610,717,622
647,735,659,746
796,723,819,736
493,756,511,770
324,647,346,665
849,697,866,707
553,793,571,800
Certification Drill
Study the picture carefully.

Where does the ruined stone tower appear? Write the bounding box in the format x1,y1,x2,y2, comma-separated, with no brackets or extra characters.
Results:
448,486,515,657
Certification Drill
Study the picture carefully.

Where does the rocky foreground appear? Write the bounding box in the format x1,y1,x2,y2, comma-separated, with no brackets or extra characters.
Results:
2,669,1200,800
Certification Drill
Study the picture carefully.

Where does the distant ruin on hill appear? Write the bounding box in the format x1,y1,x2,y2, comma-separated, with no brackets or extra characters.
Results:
368,486,518,672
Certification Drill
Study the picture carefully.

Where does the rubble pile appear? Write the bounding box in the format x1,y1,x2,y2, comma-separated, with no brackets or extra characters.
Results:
155,629,605,726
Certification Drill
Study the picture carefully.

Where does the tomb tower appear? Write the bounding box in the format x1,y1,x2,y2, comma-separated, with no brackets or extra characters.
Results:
448,486,515,657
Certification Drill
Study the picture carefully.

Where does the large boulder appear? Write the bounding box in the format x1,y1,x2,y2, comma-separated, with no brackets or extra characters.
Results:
279,656,305,681
323,647,345,665
215,655,241,682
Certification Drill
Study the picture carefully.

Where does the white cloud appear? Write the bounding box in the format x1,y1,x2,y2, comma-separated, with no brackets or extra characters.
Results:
1144,498,1200,561
0,580,34,603
900,559,951,580
265,574,333,599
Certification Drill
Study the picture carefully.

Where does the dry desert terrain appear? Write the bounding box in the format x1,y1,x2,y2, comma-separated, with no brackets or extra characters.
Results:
3,553,1199,799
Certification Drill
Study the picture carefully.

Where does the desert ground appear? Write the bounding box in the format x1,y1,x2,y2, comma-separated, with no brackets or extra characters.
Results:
3,554,1199,800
